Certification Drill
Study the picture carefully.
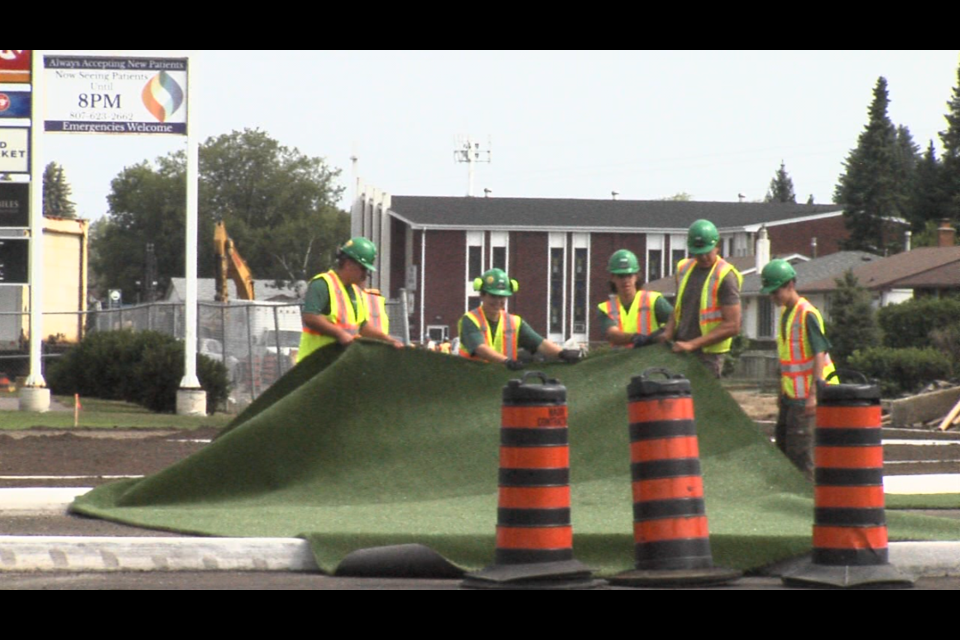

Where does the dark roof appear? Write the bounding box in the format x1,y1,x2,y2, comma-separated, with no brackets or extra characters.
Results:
740,251,880,296
802,246,960,293
388,196,842,231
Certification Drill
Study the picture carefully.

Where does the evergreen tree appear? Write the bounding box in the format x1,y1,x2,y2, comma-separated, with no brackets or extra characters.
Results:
806,194,815,205
42,162,77,218
939,62,960,213
764,161,796,203
834,77,904,253
893,125,920,200
827,270,881,367
909,141,948,230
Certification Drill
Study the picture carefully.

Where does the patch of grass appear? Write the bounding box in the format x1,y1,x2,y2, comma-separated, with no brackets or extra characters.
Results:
0,395,232,431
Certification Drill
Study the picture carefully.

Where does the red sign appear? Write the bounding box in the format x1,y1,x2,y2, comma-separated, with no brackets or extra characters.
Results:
0,50,30,83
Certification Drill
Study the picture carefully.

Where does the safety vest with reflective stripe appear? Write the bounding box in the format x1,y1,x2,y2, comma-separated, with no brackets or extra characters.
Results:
674,257,743,354
598,290,664,345
777,297,838,399
363,290,389,335
457,308,522,360
297,270,366,363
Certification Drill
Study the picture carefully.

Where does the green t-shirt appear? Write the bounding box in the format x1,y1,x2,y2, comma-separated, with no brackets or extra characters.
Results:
597,295,673,335
459,313,545,357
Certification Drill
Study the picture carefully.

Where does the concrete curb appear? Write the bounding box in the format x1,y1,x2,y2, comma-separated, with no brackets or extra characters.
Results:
0,536,318,572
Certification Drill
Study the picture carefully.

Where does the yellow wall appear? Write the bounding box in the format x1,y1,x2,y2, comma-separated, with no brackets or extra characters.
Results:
19,217,88,344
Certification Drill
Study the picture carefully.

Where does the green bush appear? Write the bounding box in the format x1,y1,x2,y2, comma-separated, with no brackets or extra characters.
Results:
847,346,953,396
47,330,228,413
878,297,960,349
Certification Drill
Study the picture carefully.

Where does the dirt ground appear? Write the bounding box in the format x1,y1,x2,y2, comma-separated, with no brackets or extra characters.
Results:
728,390,779,422
0,427,220,489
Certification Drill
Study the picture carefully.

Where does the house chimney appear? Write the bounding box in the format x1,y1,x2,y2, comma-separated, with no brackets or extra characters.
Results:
904,230,912,252
938,219,956,247
755,226,770,273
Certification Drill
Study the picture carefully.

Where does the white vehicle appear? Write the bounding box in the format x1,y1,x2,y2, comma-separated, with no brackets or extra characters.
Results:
199,337,241,380
258,329,301,359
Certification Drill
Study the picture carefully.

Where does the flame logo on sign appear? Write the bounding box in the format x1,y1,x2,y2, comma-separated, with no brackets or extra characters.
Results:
141,71,184,123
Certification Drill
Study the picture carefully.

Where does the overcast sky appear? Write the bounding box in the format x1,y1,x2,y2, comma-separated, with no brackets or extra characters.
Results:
31,50,960,220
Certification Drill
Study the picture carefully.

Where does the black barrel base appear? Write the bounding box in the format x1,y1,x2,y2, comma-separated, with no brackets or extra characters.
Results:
460,559,603,590
782,561,915,589
609,566,741,588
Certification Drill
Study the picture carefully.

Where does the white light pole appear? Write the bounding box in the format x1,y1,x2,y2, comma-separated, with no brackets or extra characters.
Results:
20,49,50,412
175,52,206,416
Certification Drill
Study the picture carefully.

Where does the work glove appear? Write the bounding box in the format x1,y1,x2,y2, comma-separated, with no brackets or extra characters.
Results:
559,348,584,363
632,328,665,349
503,358,526,371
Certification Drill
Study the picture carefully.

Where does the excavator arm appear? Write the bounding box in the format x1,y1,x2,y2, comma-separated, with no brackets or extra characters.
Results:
214,221,255,302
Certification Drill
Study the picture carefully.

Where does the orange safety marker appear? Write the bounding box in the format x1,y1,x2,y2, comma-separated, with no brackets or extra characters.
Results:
461,372,601,590
610,368,740,587
783,371,914,588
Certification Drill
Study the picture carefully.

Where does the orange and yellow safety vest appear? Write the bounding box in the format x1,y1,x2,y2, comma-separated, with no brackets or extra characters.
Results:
363,289,389,335
297,270,366,363
457,308,522,360
778,297,838,400
674,257,743,354
598,290,664,345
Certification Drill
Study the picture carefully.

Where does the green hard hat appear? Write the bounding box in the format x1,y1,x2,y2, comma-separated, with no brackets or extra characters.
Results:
608,249,640,275
687,219,720,255
474,268,518,297
339,237,377,272
760,259,797,294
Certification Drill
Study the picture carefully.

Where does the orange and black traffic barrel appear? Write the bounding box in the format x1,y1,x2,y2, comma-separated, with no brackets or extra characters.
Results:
783,371,913,588
610,368,739,587
461,371,601,589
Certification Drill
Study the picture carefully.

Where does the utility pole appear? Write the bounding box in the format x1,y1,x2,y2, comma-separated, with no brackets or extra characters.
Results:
454,135,491,197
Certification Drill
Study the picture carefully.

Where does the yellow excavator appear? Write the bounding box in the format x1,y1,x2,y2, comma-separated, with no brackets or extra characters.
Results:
214,221,255,302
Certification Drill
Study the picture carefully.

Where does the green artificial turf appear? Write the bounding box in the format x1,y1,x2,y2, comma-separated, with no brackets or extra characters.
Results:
71,341,960,576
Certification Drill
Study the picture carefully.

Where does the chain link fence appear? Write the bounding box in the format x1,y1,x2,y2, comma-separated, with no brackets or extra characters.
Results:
1,295,410,407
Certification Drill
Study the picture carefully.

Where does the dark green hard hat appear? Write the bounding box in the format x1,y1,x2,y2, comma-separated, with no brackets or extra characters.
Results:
474,268,518,297
608,249,640,275
339,237,377,272
687,219,720,255
760,259,797,294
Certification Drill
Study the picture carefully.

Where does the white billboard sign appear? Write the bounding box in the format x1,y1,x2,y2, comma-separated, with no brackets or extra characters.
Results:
0,127,29,172
44,55,187,135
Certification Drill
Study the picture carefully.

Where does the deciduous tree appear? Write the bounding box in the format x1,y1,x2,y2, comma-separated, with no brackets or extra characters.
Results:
91,129,349,298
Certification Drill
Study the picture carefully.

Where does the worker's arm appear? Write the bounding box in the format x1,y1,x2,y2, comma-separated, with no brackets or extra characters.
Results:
673,303,741,353
536,339,564,359
359,322,404,348
659,312,677,343
605,327,637,347
302,312,356,346
807,352,828,416
474,344,509,364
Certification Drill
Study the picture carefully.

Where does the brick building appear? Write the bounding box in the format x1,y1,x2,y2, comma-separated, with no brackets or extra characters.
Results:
353,184,847,345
